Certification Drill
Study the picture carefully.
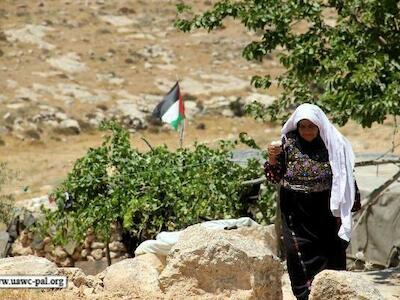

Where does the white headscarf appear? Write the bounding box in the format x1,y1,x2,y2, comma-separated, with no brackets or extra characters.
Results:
281,103,355,242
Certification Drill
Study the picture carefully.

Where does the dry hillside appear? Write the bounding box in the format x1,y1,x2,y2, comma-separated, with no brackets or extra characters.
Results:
0,0,398,202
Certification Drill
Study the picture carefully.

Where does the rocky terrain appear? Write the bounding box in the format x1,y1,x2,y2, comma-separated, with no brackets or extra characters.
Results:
0,222,398,299
0,0,278,141
0,0,281,200
0,0,399,201
0,1,400,299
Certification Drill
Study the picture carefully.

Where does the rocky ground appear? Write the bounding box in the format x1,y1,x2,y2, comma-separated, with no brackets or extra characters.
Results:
1,222,399,300
1,0,399,200
0,0,400,298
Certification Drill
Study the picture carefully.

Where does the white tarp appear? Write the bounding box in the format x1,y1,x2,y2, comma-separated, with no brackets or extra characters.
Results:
348,191,400,267
134,217,259,256
348,154,400,267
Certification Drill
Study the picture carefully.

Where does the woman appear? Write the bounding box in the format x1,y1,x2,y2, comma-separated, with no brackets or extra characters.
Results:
265,103,361,300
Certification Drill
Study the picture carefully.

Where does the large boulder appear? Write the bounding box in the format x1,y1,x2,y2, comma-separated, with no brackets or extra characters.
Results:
0,255,58,275
309,270,384,300
0,231,10,258
159,224,283,300
102,253,165,297
235,224,278,256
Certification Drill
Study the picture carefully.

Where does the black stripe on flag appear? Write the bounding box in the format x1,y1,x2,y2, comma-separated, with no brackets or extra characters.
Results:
152,82,180,119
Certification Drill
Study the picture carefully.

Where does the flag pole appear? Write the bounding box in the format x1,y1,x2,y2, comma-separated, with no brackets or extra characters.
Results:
176,74,185,149
179,117,185,149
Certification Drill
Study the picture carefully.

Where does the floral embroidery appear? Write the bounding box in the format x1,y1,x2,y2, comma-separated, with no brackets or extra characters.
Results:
265,136,332,192
281,137,332,192
264,161,283,184
265,133,361,201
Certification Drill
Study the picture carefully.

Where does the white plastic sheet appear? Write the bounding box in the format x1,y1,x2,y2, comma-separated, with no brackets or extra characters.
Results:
134,217,259,256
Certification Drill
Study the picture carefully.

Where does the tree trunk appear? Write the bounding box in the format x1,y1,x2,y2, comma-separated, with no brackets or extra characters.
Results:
105,235,111,266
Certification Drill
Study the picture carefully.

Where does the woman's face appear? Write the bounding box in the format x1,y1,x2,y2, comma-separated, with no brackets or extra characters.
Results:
298,119,319,142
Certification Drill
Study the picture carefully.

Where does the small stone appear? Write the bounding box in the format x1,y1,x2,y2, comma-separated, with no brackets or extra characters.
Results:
56,119,81,135
53,246,68,259
44,243,54,253
221,108,234,117
91,242,105,249
59,257,73,267
55,112,68,121
84,234,95,248
64,240,77,256
58,267,88,288
91,249,103,260
20,230,30,246
109,241,126,252
110,232,122,242
31,233,44,250
34,249,46,257
83,240,91,249
81,249,89,258
72,248,82,261
44,252,56,262
86,255,95,262
11,240,33,256
83,286,94,296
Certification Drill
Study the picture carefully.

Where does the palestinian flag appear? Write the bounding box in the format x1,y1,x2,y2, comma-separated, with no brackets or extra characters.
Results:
152,82,185,130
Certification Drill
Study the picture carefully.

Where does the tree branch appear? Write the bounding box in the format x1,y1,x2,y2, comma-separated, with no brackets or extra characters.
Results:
355,159,400,167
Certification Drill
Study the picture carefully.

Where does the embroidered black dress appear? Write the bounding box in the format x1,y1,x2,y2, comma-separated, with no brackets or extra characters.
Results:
265,130,352,300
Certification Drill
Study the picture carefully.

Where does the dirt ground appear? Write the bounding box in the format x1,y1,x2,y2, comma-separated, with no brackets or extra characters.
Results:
0,0,398,200
0,1,399,298
1,115,398,201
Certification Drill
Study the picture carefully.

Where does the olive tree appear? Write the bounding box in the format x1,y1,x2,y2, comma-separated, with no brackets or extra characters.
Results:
175,0,400,127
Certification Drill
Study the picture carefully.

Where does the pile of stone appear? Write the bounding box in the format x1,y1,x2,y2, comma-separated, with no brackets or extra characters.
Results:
5,196,128,267
0,221,386,299
3,221,285,299
10,226,128,268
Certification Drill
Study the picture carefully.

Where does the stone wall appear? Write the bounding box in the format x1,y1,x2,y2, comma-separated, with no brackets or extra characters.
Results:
10,225,128,267
10,229,128,267
5,195,128,266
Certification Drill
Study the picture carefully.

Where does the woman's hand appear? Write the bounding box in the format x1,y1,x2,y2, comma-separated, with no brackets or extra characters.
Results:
268,141,282,165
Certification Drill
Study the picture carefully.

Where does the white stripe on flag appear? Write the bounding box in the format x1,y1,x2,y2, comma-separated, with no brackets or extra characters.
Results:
161,100,180,123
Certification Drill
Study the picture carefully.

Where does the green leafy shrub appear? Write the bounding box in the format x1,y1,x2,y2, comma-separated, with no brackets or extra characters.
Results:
0,162,15,225
175,0,400,127
37,121,276,253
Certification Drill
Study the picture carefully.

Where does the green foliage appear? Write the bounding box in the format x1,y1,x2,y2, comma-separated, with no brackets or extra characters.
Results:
0,163,15,225
175,0,400,127
239,132,261,150
37,121,276,249
257,184,278,225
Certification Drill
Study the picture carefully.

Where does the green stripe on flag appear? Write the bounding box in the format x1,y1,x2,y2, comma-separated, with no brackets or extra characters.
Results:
170,113,184,130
